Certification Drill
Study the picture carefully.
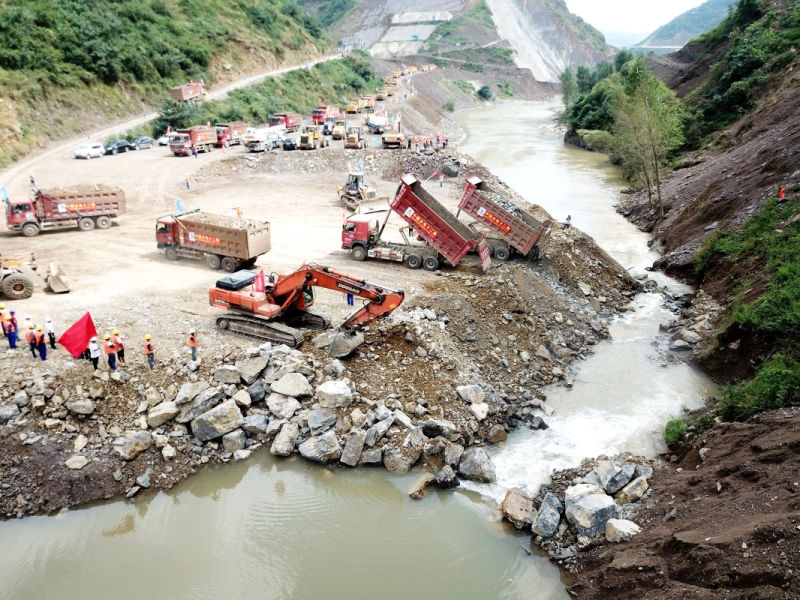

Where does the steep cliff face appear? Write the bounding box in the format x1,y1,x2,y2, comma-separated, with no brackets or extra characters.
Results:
485,0,613,81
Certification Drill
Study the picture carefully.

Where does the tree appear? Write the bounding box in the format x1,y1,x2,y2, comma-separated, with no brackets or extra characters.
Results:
613,58,684,218
476,85,493,101
614,49,634,72
559,67,578,107
576,65,595,94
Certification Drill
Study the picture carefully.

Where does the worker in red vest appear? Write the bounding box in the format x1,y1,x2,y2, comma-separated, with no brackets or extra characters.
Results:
188,329,198,361
104,333,117,370
112,329,125,365
6,319,16,349
34,325,47,361
144,334,155,370
24,323,37,358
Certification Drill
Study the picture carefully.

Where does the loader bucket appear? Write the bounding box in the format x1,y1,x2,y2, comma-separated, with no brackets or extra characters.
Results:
311,330,365,358
46,263,71,293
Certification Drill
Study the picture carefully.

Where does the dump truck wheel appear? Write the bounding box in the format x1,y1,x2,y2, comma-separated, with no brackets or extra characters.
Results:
165,247,179,261
422,256,440,271
2,274,34,300
404,254,422,269
351,246,367,261
494,246,511,261
78,217,95,231
21,223,39,237
206,254,222,270
95,216,112,229
221,256,239,272
528,244,540,261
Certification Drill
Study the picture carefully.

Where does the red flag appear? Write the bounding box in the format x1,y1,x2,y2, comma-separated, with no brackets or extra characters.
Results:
253,270,266,293
58,312,97,358
780,187,786,200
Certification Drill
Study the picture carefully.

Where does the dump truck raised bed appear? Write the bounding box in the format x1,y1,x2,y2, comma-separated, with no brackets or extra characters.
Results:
6,184,126,236
341,174,488,271
268,114,301,133
156,209,271,272
459,176,553,260
169,81,206,102
215,122,249,147
169,126,216,156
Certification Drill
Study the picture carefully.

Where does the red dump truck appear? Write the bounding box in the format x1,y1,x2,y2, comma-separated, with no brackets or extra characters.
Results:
156,210,271,272
169,126,217,156
459,176,553,260
215,122,249,147
6,184,126,237
169,81,206,102
342,174,489,271
268,113,302,133
312,106,337,125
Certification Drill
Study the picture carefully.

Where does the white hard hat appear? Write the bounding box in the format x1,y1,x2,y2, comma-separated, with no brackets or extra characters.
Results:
46,317,52,322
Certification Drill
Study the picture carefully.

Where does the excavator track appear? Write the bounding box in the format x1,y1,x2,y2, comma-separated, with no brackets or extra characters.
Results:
285,309,331,330
216,314,304,347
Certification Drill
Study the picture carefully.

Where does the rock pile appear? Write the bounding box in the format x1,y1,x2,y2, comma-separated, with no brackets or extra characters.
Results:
500,456,653,571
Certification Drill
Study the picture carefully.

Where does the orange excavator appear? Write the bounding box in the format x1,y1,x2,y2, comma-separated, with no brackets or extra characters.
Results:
208,264,404,357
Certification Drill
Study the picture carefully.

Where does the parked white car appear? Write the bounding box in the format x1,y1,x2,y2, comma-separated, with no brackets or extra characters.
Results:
74,142,105,159
157,135,170,146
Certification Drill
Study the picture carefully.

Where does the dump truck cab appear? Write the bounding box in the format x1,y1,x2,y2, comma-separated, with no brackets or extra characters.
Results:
342,213,380,250
155,216,177,247
5,199,36,232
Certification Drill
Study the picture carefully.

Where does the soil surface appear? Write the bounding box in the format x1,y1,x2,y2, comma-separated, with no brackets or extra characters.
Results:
569,407,800,600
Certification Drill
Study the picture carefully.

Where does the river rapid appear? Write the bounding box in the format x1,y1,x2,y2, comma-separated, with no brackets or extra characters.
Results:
0,101,714,600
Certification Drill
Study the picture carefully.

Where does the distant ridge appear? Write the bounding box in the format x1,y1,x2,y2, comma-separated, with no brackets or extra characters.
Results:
637,0,737,47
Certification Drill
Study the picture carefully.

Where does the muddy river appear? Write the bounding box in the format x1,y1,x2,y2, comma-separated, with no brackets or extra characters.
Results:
0,102,714,600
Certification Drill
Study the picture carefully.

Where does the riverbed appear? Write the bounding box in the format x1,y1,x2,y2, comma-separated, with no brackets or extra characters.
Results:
0,101,714,600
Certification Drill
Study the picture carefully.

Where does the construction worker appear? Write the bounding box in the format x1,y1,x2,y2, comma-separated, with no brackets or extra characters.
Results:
6,319,16,349
112,329,125,365
188,329,198,361
144,334,155,370
104,333,117,371
563,215,572,230
45,317,57,350
34,325,46,361
88,337,100,370
8,310,17,335
24,323,37,358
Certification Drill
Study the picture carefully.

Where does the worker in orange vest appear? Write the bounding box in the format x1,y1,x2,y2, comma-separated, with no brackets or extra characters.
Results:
112,329,125,365
24,323,37,358
188,329,198,361
144,334,155,370
104,333,117,371
6,319,17,349
33,325,47,361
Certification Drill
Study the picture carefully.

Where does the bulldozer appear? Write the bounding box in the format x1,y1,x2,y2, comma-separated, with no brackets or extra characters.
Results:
0,254,70,299
337,171,386,212
208,264,404,357
344,126,365,150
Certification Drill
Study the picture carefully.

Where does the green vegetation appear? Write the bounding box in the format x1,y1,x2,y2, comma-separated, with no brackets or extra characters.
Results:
0,0,329,165
152,53,383,135
476,85,493,101
442,101,455,112
541,0,607,53
639,0,737,46
297,0,358,27
695,193,800,421
496,81,513,99
429,0,496,47
451,80,475,94
664,418,686,445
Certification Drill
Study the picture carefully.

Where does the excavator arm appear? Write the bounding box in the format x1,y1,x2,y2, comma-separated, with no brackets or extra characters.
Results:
271,264,404,329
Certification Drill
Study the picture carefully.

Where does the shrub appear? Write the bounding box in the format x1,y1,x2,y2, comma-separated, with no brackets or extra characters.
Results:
476,85,493,101
719,355,800,421
442,100,455,112
664,418,686,445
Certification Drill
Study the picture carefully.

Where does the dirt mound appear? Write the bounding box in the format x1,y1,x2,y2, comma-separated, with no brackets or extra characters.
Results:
568,407,800,599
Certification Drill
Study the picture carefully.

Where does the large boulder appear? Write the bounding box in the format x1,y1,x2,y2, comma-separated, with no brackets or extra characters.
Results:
409,473,436,500
0,404,20,422
247,381,267,403
383,448,416,473
616,476,649,504
458,447,496,483
174,381,209,405
307,407,337,435
298,430,342,464
316,379,353,408
365,415,394,447
242,414,269,435
270,422,299,456
65,400,95,415
423,437,464,468
532,492,563,538
605,518,641,543
266,393,301,420
236,356,269,385
191,400,244,442
469,403,489,421
419,418,458,440
596,461,636,494
501,488,536,529
340,430,367,467
456,384,485,404
176,387,222,423
232,389,252,408
12,391,28,407
565,484,619,537
271,373,312,397
222,429,247,452
113,430,153,460
213,365,241,385
147,401,179,428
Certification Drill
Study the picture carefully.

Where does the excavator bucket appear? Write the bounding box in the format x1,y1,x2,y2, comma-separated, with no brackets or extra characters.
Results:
46,263,71,294
311,329,365,358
